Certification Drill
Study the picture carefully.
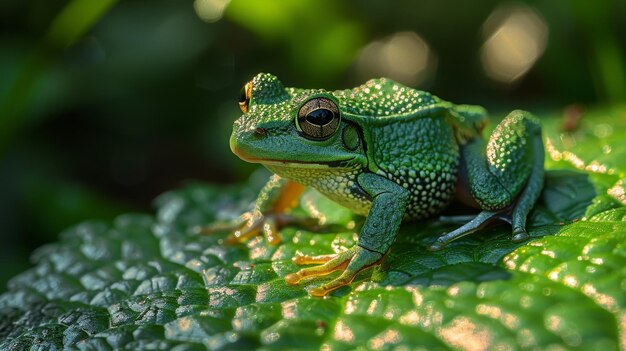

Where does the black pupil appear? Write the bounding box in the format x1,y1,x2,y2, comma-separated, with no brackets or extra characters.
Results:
306,109,334,126
239,87,247,104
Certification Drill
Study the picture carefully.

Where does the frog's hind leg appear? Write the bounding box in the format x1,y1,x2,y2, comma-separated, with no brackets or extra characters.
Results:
429,110,544,250
429,210,499,251
510,115,545,241
436,214,481,225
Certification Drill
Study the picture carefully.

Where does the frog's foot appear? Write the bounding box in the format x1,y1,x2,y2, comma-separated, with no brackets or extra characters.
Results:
511,227,530,243
193,211,319,245
436,214,481,225
284,246,384,297
428,206,533,251
428,210,501,251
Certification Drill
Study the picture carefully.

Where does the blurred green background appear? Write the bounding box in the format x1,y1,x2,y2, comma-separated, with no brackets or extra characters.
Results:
0,0,624,291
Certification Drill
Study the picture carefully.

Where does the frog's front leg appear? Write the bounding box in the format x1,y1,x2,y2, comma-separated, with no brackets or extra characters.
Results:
196,174,313,244
430,110,544,250
285,173,409,296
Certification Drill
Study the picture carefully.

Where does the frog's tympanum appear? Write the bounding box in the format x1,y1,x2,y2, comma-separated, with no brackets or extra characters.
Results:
226,73,544,296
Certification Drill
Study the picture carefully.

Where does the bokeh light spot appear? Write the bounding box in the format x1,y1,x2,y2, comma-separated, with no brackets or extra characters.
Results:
355,31,436,86
439,316,492,351
194,0,231,23
480,3,548,83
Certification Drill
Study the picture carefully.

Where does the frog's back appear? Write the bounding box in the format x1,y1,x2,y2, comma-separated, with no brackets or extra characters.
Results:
334,78,443,119
336,78,462,220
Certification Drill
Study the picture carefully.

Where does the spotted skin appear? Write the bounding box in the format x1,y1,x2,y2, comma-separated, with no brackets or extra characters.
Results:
265,164,371,216
228,73,544,296
370,116,459,219
333,78,438,117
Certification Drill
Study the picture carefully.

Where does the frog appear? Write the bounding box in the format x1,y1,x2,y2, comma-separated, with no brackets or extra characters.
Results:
222,72,544,297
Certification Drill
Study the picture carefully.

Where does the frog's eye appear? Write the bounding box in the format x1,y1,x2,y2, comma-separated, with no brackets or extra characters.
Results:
238,81,253,113
297,98,340,139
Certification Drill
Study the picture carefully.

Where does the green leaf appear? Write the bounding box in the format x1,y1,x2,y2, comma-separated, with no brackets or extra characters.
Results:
1,107,626,349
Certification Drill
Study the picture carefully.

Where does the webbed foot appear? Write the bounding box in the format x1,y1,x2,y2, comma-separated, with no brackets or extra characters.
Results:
285,246,384,296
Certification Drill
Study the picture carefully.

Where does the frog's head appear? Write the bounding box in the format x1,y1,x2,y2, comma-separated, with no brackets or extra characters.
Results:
230,73,366,170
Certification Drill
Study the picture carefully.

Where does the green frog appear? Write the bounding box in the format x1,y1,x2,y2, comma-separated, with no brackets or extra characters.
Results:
223,73,544,296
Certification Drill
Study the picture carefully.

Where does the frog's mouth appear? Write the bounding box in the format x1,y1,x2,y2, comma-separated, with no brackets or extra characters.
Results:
244,157,357,169
230,136,360,169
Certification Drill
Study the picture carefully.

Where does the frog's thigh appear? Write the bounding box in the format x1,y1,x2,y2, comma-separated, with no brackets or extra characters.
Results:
508,112,544,240
433,111,543,248
463,110,542,211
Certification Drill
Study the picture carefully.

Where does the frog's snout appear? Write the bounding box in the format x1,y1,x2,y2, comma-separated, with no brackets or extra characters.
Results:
229,132,247,160
229,126,267,163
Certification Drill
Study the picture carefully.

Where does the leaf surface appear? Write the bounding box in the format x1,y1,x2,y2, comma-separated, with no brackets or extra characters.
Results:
1,107,625,350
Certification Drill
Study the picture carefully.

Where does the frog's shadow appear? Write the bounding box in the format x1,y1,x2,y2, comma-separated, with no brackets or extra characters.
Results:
369,169,596,288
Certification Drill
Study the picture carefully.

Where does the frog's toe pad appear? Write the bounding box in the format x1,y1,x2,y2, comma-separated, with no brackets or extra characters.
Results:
309,277,353,297
284,272,303,285
309,287,330,297
511,228,530,242
427,240,446,251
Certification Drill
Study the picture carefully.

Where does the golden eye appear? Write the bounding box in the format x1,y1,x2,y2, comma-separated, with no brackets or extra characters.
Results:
238,81,253,113
297,97,341,139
